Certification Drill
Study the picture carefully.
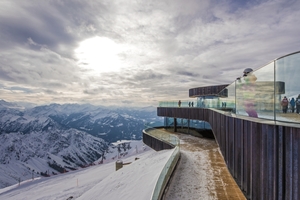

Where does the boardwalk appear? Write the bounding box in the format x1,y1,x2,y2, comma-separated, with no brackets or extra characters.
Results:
163,132,245,200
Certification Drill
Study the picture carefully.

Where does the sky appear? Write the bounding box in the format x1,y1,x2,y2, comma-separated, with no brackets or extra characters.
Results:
0,0,300,107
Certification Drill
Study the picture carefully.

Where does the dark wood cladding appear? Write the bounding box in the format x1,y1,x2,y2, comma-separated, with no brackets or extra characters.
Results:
189,84,229,97
157,107,300,200
142,129,174,151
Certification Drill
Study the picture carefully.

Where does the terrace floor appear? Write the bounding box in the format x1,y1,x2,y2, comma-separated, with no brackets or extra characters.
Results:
162,130,246,200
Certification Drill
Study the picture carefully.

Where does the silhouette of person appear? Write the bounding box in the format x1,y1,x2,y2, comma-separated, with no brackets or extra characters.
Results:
241,68,258,118
281,96,289,113
296,94,300,114
290,97,295,113
178,100,181,107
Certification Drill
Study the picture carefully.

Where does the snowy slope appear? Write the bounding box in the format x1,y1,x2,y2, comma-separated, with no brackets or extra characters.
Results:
0,129,108,188
0,100,163,189
0,141,174,200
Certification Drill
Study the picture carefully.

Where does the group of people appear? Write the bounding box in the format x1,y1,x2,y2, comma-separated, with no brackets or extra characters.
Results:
221,102,227,108
177,100,194,107
281,94,300,113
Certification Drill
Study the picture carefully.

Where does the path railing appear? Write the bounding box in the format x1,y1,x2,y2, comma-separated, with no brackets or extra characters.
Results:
143,127,180,200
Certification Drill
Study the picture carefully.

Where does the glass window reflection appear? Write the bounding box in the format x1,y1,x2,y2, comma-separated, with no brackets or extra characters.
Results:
275,53,300,122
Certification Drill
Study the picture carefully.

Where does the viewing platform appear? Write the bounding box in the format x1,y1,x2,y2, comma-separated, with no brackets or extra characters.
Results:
163,129,245,200
152,51,300,200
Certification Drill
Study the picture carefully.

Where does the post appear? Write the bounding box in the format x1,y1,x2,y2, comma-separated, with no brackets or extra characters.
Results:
188,119,190,134
174,118,177,132
116,160,123,171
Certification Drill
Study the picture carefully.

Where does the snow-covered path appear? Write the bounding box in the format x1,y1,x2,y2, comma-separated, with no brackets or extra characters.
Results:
164,132,246,200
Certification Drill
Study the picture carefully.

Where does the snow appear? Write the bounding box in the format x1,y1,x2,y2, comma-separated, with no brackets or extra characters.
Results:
0,142,175,200
164,132,246,200
0,129,110,188
97,132,107,136
111,140,132,146
116,123,123,127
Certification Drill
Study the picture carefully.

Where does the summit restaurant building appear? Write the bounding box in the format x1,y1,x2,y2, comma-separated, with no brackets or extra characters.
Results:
157,51,300,200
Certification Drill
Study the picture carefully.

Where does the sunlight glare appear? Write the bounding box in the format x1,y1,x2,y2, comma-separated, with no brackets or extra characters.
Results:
75,37,123,73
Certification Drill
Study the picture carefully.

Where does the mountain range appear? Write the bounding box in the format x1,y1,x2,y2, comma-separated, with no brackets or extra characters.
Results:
0,100,161,188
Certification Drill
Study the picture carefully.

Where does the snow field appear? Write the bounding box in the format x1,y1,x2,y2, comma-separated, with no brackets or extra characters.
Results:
0,141,174,200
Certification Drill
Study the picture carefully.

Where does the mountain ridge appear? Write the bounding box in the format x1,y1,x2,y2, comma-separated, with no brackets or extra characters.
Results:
0,100,161,188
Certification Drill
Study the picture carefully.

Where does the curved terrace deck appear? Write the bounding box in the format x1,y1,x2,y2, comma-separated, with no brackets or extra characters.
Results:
160,130,245,200
157,107,300,199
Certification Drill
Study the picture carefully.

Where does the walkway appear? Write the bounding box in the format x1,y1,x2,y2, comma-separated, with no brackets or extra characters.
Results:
163,131,246,200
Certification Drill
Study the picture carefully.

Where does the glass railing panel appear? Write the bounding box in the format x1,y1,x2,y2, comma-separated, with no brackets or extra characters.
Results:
159,100,196,108
159,101,177,107
219,82,236,112
144,125,180,146
253,62,275,120
151,146,180,200
275,52,300,123
164,117,212,130
143,127,180,200
196,96,219,108
165,117,174,127
158,51,300,124
236,62,275,120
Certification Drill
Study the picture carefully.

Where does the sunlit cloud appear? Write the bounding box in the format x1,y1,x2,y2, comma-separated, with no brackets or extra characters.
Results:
75,37,125,74
0,0,299,107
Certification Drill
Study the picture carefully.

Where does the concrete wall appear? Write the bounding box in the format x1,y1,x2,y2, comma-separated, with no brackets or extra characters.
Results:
157,107,300,200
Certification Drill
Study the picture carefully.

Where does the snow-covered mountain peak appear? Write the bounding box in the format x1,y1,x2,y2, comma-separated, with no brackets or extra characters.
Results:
0,101,163,188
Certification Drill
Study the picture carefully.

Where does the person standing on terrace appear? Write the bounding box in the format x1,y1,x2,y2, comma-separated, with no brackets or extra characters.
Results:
296,94,300,114
281,96,289,113
290,97,295,113
178,100,181,107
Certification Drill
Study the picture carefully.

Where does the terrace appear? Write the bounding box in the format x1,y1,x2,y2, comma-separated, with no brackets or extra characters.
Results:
144,51,300,200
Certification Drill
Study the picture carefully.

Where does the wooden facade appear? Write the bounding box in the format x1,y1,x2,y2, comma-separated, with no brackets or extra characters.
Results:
189,84,229,97
157,107,300,200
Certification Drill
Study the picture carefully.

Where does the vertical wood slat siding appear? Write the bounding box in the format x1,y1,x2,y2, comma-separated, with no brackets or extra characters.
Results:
142,131,174,151
228,117,235,178
157,107,300,200
235,118,242,187
293,129,300,200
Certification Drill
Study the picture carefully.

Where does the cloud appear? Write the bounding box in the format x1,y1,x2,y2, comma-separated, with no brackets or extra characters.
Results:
0,0,299,106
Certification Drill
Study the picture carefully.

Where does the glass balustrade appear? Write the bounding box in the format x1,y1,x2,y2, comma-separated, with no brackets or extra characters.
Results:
143,126,180,200
159,51,300,124
159,100,197,108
